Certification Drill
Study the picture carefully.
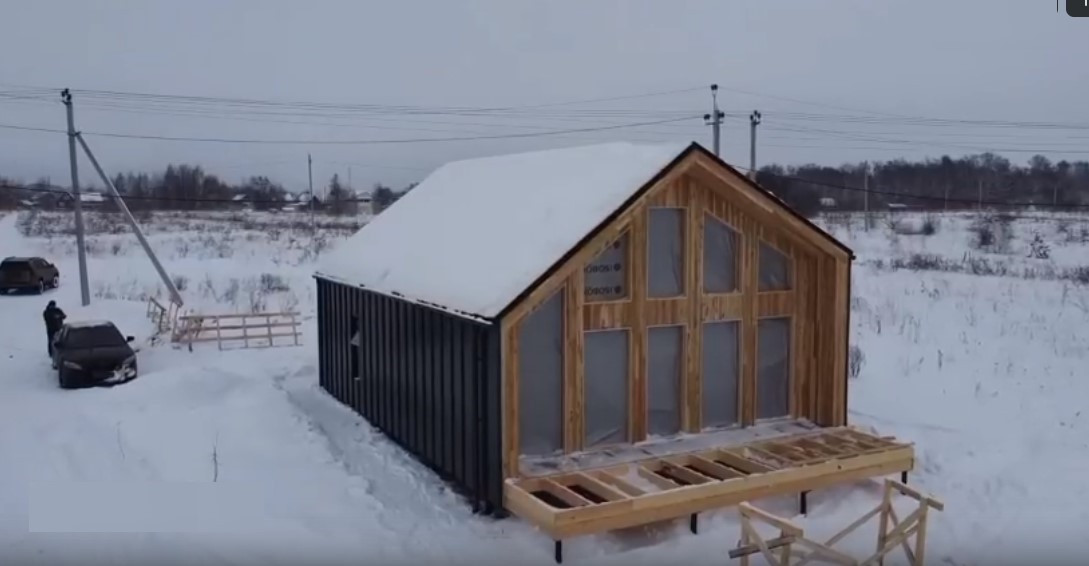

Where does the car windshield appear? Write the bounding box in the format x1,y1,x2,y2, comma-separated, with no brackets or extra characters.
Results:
66,326,127,348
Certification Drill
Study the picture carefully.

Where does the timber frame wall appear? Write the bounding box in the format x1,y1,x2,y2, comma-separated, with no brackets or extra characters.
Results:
500,149,852,478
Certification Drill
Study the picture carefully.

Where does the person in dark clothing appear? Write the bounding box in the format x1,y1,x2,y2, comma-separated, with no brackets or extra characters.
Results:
43,300,66,356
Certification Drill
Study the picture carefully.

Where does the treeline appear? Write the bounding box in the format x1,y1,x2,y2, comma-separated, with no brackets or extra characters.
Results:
757,153,1089,216
0,163,414,215
7,152,1089,218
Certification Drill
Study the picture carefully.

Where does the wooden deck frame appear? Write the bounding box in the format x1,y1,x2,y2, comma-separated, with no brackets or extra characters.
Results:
501,149,854,479
504,427,914,559
730,478,944,566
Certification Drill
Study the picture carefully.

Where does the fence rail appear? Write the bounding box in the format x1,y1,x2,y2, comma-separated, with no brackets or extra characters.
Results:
173,311,302,350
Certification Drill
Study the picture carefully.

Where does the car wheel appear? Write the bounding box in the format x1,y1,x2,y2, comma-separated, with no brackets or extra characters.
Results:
37,279,45,294
58,368,69,389
51,275,59,289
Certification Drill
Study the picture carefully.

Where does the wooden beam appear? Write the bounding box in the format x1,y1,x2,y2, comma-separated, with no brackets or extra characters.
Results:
592,469,646,497
541,478,593,508
645,298,687,326
564,277,584,453
710,448,774,474
739,503,804,535
700,293,744,321
570,472,631,501
583,301,632,331
740,224,758,425
636,463,683,490
687,454,744,480
630,207,648,442
684,176,703,432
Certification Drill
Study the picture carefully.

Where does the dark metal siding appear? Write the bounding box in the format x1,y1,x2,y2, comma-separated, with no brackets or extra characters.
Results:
315,278,504,514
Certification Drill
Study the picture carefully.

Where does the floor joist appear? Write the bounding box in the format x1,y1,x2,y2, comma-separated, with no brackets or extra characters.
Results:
504,426,915,545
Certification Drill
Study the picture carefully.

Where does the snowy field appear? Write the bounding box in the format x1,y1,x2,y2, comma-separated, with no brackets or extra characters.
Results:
2,208,1089,565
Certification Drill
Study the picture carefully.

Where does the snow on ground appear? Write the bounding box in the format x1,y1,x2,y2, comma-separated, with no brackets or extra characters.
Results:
2,208,1089,565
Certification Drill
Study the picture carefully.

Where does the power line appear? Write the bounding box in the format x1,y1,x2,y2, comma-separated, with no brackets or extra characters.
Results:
0,116,699,145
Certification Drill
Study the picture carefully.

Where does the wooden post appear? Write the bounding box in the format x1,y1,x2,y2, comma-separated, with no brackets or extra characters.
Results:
876,479,891,566
216,317,223,351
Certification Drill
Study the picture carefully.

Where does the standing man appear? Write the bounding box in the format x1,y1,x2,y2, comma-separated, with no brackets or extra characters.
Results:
43,300,66,357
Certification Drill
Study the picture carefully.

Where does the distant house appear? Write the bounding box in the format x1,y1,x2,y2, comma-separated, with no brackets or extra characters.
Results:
229,193,253,211
55,190,108,210
819,197,837,208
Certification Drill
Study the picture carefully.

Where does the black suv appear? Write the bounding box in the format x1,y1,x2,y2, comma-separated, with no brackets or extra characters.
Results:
0,256,60,294
51,321,138,389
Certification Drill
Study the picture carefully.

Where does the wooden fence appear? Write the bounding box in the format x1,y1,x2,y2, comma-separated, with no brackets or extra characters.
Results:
173,312,302,350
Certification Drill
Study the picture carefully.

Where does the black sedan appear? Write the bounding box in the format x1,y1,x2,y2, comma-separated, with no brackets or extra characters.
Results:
51,321,138,389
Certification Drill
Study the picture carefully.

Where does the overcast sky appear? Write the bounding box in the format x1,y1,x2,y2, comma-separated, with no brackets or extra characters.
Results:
1,0,1085,194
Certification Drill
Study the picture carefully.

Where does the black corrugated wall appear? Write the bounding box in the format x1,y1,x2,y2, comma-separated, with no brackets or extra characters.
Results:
315,277,504,514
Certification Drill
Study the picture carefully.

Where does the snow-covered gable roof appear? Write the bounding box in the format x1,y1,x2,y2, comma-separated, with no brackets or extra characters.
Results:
315,141,688,320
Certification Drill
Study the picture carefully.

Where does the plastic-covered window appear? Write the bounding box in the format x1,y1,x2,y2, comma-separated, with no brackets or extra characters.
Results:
584,233,629,302
583,329,630,448
647,325,683,436
701,321,740,429
757,317,791,419
758,242,791,291
703,214,738,293
648,208,685,297
517,290,565,456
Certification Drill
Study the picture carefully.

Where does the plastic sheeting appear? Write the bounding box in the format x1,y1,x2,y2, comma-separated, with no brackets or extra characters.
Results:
518,290,565,456
758,242,791,291
583,329,630,448
701,321,740,428
703,213,738,293
584,233,629,302
648,208,685,297
757,317,791,419
647,325,683,436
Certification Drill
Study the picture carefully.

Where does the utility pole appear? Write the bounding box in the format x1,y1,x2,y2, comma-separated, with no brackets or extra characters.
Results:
863,165,871,231
748,110,761,180
308,153,315,238
76,134,183,306
703,84,725,157
62,89,90,307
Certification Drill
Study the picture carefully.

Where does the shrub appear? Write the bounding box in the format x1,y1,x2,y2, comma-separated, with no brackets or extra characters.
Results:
969,213,1013,253
1027,233,1051,260
259,273,290,293
848,345,865,379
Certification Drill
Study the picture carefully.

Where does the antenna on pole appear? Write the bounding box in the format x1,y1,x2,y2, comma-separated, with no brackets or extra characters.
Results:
749,110,762,180
703,84,725,157
62,88,91,306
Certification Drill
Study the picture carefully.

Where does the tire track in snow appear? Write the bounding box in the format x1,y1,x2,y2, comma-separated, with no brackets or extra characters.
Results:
269,365,508,559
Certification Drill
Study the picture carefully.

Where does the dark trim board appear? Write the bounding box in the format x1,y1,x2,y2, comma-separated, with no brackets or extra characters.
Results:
315,278,505,514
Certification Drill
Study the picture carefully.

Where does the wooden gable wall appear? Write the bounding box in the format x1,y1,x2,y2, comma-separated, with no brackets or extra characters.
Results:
500,152,851,478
